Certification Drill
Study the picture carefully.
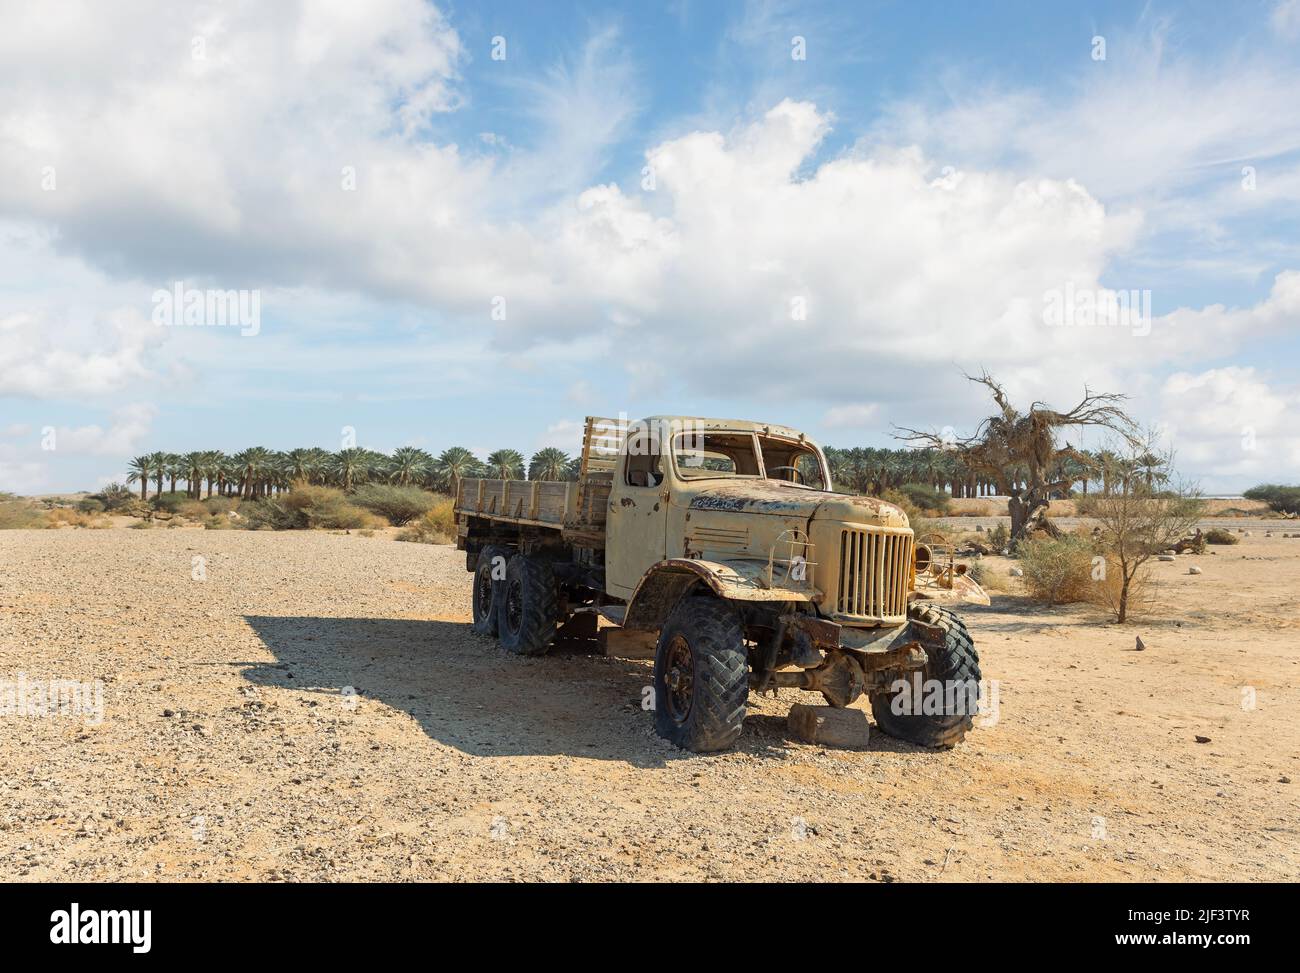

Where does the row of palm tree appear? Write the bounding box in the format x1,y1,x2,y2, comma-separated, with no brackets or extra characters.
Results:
124,443,1159,503
124,446,583,500
823,446,1165,499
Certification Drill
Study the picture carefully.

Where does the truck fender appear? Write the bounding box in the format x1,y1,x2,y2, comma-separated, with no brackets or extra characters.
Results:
623,558,817,632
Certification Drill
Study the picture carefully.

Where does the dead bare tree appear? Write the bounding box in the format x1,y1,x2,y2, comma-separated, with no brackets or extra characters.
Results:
896,371,1139,540
1088,443,1203,623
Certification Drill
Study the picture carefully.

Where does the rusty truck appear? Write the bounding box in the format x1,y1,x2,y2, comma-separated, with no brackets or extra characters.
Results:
453,416,987,753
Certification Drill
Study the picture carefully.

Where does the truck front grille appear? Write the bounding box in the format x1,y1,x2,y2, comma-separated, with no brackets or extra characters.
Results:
836,528,912,621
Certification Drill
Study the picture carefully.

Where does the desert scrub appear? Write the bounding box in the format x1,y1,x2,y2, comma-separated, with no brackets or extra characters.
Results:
242,485,379,530
987,522,1010,552
45,508,104,528
895,483,952,515
1203,528,1239,545
1017,535,1096,605
350,484,438,526
0,500,46,529
967,559,1006,592
396,498,456,544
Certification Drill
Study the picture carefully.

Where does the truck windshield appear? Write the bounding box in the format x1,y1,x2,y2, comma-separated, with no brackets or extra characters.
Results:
757,435,827,490
672,432,761,480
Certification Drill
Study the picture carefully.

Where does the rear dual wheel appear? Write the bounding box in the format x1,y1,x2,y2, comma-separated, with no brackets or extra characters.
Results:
496,554,559,656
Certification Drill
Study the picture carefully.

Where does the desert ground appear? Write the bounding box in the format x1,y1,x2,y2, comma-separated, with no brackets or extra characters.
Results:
1,524,1297,882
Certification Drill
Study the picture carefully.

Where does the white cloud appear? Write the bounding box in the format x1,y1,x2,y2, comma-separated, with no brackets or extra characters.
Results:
537,420,585,453
822,403,879,429
52,403,156,456
1273,0,1300,39
0,306,165,398
1158,367,1300,484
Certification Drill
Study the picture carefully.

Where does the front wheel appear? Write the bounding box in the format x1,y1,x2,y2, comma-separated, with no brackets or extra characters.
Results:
653,597,749,752
869,602,981,748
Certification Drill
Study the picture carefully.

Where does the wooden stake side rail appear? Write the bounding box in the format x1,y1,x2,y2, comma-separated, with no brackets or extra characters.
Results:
454,476,611,541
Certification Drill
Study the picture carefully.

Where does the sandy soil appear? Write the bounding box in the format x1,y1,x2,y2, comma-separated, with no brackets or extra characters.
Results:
1,527,1296,882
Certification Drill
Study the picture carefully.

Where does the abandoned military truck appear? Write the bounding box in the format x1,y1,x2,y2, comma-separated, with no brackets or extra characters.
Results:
453,416,985,753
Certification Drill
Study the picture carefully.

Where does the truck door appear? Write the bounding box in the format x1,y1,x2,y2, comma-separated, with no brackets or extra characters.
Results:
605,426,669,598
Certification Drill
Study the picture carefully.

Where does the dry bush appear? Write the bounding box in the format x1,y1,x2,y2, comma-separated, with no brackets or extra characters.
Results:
45,508,103,528
397,497,456,544
967,559,1006,592
1087,555,1157,619
1204,528,1239,545
243,484,379,530
955,502,994,517
0,500,46,529
1017,536,1096,605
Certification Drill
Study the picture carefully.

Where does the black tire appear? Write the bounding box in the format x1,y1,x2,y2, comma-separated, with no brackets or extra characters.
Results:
471,546,508,636
653,597,749,752
869,602,981,748
497,555,559,656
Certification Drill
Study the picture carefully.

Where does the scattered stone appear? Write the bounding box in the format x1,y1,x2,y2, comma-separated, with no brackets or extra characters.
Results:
1194,735,1211,744
1009,567,1023,577
1280,777,1292,784
1135,637,1146,652
1188,566,1202,575
1157,554,1176,562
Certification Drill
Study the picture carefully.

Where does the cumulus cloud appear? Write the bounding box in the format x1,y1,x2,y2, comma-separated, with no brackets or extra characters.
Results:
0,307,165,398
51,403,156,456
1158,367,1300,486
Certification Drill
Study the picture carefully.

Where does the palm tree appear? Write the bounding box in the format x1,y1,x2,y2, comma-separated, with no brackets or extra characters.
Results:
529,447,571,482
127,455,152,500
148,450,168,499
388,446,433,486
486,448,525,480
432,447,480,494
285,448,324,485
183,451,205,498
163,453,184,495
331,448,372,492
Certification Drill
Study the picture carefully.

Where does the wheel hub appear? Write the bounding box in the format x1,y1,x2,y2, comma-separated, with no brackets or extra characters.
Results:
663,634,694,723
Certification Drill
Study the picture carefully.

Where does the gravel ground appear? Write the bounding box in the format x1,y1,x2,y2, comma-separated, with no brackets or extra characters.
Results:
1,527,1297,882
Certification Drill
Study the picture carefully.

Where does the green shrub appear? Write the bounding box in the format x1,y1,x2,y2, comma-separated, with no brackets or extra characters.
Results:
350,484,437,526
896,483,952,515
1244,484,1300,515
204,496,236,515
76,497,105,514
92,483,136,512
151,491,191,513
1017,535,1096,605
1204,528,1239,545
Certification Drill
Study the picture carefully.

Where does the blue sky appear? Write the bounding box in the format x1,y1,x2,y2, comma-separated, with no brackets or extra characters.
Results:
2,0,1299,493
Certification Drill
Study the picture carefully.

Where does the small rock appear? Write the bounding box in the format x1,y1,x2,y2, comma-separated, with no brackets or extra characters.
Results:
162,709,174,718
1194,735,1211,744
1135,636,1146,652
1188,565,1202,575
1280,776,1292,784
1157,554,1176,562
1009,567,1023,577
